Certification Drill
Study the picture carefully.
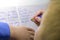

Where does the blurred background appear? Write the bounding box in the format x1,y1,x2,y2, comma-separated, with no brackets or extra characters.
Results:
0,0,50,30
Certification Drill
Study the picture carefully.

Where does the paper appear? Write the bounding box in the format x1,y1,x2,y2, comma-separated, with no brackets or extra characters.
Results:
0,5,48,30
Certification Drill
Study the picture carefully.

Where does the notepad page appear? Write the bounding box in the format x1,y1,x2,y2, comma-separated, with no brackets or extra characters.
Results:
17,5,47,30
0,5,48,30
0,7,21,26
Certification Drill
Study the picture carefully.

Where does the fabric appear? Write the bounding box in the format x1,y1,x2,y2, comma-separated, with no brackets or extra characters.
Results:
0,22,10,40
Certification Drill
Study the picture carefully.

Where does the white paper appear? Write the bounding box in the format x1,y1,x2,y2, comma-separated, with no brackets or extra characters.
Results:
0,4,48,30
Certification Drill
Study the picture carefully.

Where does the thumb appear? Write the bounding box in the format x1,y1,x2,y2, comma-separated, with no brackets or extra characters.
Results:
35,17,41,23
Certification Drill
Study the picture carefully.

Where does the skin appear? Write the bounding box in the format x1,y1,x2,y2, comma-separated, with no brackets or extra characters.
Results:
31,10,44,26
9,25,35,40
34,0,60,40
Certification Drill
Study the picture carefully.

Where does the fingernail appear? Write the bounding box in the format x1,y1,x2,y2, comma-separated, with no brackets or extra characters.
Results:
38,13,42,18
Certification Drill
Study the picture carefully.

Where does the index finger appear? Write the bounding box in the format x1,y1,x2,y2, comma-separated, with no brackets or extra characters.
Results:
33,10,45,18
26,27,35,32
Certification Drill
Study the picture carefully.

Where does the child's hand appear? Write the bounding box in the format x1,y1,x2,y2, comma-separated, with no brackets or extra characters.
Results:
10,26,35,40
31,10,45,26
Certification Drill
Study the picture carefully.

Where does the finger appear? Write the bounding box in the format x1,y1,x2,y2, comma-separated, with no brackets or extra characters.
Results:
20,26,35,32
31,10,44,23
35,17,41,23
10,37,17,40
33,10,45,18
31,18,40,26
28,31,35,35
30,35,34,40
26,28,35,32
32,17,41,26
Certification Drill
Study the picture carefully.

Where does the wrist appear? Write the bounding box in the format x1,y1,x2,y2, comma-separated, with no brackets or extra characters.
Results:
9,25,15,38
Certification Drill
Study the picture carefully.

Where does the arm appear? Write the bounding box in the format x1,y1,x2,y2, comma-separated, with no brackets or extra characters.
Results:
0,22,35,40
0,22,10,40
34,0,60,40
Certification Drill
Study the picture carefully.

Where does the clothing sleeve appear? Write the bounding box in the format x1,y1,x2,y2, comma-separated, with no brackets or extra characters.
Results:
0,22,10,40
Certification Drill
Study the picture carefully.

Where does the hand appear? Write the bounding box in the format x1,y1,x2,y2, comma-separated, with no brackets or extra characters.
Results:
31,10,45,26
10,25,35,40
